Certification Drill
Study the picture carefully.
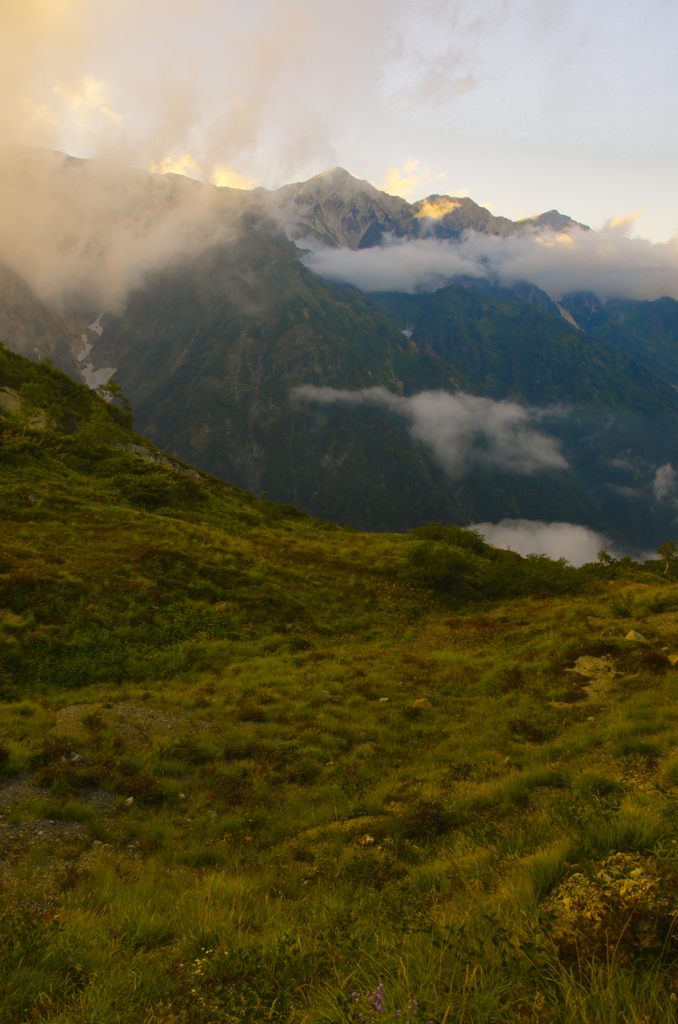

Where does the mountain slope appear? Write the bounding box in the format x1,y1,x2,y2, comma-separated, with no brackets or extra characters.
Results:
76,226,678,544
561,292,678,387
0,263,81,379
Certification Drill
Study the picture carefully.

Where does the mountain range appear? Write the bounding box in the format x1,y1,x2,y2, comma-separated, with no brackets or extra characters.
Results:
1,147,678,549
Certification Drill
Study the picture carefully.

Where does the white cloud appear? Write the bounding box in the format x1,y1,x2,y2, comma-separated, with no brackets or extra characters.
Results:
303,236,486,292
0,145,243,312
471,518,630,566
293,385,567,476
303,222,678,302
654,463,678,502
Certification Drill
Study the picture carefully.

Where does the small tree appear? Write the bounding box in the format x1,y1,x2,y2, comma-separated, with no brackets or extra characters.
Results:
657,540,678,574
95,378,132,414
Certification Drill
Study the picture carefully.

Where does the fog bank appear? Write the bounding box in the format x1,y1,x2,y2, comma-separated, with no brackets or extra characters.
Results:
472,518,638,566
303,222,678,302
293,385,567,476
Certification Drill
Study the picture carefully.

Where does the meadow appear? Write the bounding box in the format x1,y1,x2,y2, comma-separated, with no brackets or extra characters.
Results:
3,348,678,1022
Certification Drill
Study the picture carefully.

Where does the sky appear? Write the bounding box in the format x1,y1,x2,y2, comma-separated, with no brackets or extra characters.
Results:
3,0,678,243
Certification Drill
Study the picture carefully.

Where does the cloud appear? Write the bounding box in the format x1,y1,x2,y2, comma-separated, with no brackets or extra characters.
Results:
471,518,631,567
0,145,246,312
391,72,475,109
149,154,199,177
303,236,487,292
303,221,678,302
210,165,258,190
293,385,567,476
654,463,678,502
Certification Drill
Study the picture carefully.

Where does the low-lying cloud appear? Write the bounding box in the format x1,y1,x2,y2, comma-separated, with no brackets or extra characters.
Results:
0,145,245,312
293,385,567,476
303,221,678,302
472,518,634,567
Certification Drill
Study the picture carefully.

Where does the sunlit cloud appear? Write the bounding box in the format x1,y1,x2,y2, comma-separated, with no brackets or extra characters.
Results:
609,209,646,231
414,197,462,220
53,76,122,127
149,154,199,177
21,76,122,140
210,165,257,189
374,159,429,200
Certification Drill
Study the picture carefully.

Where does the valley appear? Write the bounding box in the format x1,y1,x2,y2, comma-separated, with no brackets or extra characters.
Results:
1,149,678,549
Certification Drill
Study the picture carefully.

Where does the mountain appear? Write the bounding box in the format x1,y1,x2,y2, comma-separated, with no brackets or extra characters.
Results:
0,149,674,547
70,232,678,545
257,166,587,251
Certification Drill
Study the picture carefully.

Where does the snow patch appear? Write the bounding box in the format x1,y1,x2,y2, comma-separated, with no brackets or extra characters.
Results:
77,334,93,362
81,363,116,389
87,313,105,337
556,303,579,329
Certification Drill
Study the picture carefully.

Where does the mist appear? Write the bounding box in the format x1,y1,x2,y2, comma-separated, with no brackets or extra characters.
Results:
303,221,678,303
0,146,249,312
293,385,567,476
472,518,638,566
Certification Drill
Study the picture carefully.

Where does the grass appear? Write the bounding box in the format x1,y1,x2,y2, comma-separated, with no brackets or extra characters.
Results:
4,353,678,1020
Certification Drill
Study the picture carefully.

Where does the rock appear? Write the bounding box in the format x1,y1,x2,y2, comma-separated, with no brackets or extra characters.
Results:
285,624,295,631
625,629,645,640
567,655,616,701
91,840,103,849
125,796,134,806
379,697,389,703
412,699,432,710
69,752,86,764
178,792,186,800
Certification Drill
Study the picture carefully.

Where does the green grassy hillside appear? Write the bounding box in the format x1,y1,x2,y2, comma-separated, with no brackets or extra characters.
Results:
4,348,678,1022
